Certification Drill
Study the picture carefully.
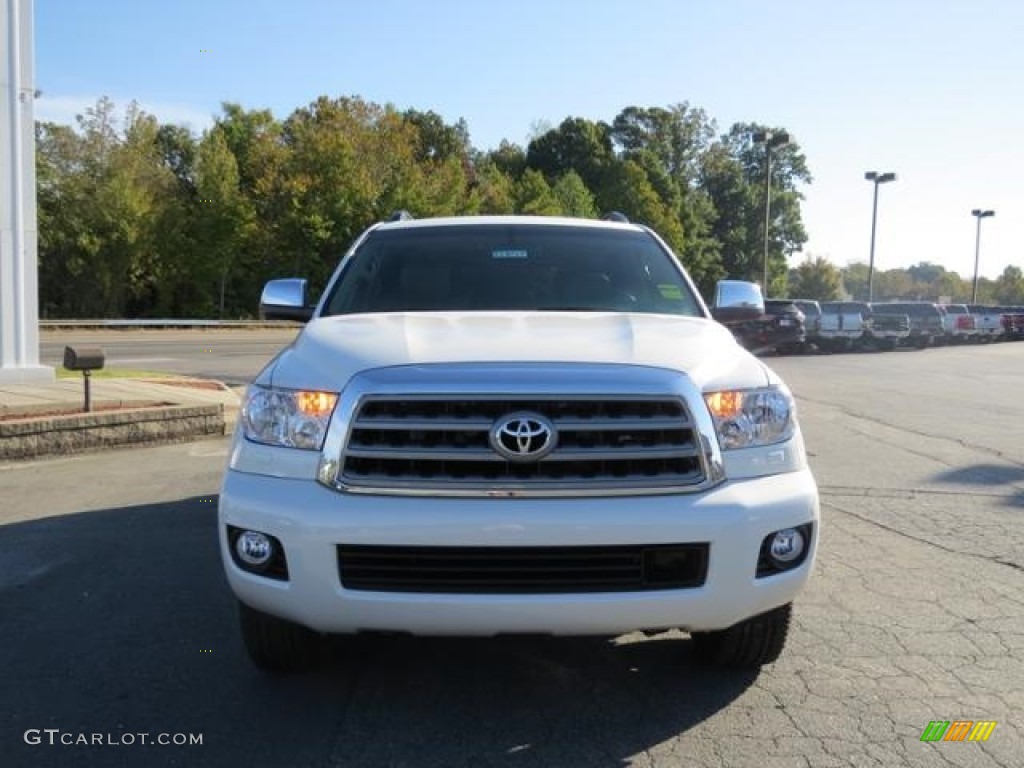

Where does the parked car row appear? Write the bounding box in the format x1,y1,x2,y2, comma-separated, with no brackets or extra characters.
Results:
728,299,1024,355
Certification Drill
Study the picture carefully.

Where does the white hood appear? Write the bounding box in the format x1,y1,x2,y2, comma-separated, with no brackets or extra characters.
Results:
263,312,770,393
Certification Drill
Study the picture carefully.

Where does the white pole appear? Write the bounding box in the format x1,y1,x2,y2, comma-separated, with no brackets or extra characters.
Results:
0,0,52,383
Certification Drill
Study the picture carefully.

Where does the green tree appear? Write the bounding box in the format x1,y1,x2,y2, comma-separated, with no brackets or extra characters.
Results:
706,123,811,295
466,158,515,214
874,269,915,300
155,124,197,193
906,261,946,285
38,99,179,317
600,160,685,256
211,103,291,310
195,127,255,316
993,265,1024,304
788,256,842,300
550,170,597,218
36,120,91,317
113,104,181,316
149,125,199,315
931,271,969,301
488,140,527,180
609,104,723,289
527,117,615,194
610,103,715,181
215,103,283,197
840,263,868,300
34,95,818,319
700,143,754,281
514,169,561,215
402,109,470,162
276,96,426,289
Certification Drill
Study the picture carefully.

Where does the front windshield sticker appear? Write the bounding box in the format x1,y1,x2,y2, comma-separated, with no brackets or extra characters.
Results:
491,249,529,259
657,283,683,300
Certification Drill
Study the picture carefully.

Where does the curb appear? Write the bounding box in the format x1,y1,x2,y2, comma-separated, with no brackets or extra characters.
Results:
0,404,226,461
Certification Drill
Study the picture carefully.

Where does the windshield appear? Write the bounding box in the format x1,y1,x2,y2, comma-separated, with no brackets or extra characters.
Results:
321,224,703,317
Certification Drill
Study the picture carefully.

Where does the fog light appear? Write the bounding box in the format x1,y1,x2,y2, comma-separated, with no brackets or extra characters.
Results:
769,528,805,564
236,530,273,567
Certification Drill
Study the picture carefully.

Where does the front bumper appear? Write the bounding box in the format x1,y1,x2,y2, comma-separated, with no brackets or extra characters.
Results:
219,467,819,636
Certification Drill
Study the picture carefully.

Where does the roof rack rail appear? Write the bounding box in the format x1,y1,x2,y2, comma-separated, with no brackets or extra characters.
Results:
389,210,414,222
602,211,629,223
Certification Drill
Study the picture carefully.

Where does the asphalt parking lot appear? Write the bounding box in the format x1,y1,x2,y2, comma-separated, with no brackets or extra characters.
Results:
1,338,1022,767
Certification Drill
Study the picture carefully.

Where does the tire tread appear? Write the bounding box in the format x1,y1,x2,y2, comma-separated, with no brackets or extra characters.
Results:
692,603,792,668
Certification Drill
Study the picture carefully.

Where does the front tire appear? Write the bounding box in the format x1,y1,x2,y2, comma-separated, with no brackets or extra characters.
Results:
691,603,792,668
238,601,319,673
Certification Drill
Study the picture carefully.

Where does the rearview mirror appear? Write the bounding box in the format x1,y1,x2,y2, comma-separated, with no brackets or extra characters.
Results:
259,278,313,322
710,280,765,322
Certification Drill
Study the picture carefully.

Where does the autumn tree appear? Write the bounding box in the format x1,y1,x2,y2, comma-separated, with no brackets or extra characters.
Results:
34,95,816,319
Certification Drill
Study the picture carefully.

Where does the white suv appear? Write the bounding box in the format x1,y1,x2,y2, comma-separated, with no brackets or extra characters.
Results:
220,215,819,671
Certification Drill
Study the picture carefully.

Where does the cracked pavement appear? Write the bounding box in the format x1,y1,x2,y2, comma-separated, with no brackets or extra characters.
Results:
1,341,1022,767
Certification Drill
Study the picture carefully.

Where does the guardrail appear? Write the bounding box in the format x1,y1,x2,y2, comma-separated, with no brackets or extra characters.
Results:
40,319,302,329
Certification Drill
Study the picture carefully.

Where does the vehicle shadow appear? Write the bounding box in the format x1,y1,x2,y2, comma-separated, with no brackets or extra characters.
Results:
933,463,1024,508
0,498,759,768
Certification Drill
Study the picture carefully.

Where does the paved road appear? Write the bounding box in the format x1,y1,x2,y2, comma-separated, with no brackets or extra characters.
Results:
40,329,301,385
2,339,1022,767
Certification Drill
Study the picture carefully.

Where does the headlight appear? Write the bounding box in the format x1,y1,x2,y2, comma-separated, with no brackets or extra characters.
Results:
704,387,794,450
242,384,339,450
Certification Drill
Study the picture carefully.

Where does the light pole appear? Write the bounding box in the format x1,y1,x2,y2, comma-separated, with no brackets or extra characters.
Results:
864,171,896,302
971,209,995,304
753,130,790,297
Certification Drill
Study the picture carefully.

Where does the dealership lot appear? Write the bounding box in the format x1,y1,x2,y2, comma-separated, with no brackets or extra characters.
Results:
1,336,1022,767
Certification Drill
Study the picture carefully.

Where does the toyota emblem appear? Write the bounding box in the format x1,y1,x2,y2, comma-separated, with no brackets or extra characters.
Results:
489,412,557,462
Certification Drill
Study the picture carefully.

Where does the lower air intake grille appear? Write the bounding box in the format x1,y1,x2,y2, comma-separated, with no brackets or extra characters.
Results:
337,543,709,594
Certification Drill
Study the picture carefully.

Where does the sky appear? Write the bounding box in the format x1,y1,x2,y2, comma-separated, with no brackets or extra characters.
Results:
31,0,1024,280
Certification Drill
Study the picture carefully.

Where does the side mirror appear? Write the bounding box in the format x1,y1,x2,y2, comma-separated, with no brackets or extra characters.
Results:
259,278,313,322
710,280,765,322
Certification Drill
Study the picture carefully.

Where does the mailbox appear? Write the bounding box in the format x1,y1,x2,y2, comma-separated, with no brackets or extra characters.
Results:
63,346,105,412
63,346,105,371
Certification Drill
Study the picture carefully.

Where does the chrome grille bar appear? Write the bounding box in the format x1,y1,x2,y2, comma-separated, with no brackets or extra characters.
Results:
316,363,725,497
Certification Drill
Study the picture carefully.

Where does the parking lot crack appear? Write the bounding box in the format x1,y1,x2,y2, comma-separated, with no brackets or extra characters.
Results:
797,395,1024,470
824,500,1024,574
820,485,1013,502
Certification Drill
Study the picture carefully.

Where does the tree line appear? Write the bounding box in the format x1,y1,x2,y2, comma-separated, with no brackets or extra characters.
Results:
786,256,1024,304
35,96,812,318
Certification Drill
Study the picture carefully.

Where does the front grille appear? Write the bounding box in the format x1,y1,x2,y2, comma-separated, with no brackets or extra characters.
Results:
337,543,709,593
339,396,705,493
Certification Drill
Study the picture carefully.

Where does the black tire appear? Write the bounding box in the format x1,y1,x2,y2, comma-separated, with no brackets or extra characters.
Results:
879,339,897,351
238,601,319,673
691,603,792,668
